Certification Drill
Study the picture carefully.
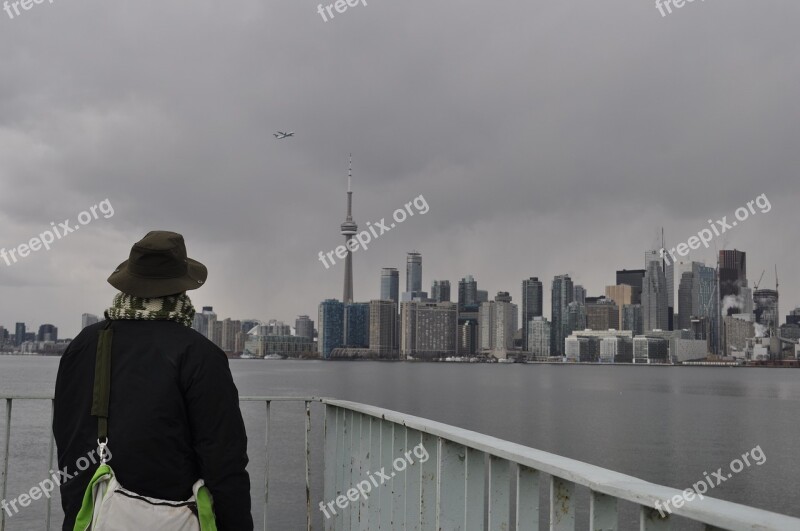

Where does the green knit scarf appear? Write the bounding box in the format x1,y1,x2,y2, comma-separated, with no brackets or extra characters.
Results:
104,292,196,327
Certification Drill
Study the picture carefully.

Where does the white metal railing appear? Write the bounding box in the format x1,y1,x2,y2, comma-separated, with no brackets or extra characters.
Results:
2,396,799,530
322,399,800,531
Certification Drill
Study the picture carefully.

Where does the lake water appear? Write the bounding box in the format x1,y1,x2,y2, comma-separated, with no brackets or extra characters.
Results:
1,356,798,530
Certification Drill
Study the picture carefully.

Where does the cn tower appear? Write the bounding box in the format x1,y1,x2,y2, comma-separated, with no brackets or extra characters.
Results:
340,154,357,304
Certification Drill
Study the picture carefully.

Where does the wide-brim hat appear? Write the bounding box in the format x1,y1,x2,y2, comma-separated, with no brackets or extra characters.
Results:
107,231,207,298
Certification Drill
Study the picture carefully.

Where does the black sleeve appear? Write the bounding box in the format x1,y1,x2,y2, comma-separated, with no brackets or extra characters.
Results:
181,342,253,531
53,334,96,531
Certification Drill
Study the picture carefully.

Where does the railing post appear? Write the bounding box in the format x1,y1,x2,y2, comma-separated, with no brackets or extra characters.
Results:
323,404,337,531
590,491,617,531
45,398,56,531
549,476,576,531
419,433,439,530
357,414,372,531
1,398,12,531
488,455,510,531
465,447,486,530
305,400,311,531
437,439,467,530
640,505,670,530
516,466,539,530
367,416,381,530
404,429,423,531
264,400,271,531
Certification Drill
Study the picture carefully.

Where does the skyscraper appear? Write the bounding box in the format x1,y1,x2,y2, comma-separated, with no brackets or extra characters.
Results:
82,313,99,329
642,251,669,331
345,302,370,348
567,301,587,334
340,155,358,304
369,300,398,358
693,263,719,354
527,317,551,360
318,299,344,359
521,277,543,348
719,249,747,312
380,268,399,304
295,315,315,340
622,304,643,335
400,301,457,359
458,275,478,311
194,307,217,341
37,324,58,342
616,269,645,305
605,284,632,329
678,272,694,330
431,280,451,302
551,274,574,356
754,289,779,335
14,323,25,347
573,285,586,305
221,318,242,352
406,252,422,293
479,292,518,355
586,299,619,331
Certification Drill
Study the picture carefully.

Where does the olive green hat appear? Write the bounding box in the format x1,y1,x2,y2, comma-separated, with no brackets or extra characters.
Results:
107,231,207,298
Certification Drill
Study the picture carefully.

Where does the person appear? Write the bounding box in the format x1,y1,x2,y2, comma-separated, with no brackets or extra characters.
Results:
53,230,253,530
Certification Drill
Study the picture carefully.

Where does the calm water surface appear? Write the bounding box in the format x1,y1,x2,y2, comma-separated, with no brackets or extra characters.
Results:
1,356,798,530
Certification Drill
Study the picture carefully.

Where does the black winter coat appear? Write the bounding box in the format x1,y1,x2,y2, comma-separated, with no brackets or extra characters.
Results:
53,319,253,530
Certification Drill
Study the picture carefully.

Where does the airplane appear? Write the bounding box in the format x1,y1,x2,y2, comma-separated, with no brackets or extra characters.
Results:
274,131,295,139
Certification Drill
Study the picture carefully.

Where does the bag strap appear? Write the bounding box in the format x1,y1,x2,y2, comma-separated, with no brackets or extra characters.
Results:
91,320,114,444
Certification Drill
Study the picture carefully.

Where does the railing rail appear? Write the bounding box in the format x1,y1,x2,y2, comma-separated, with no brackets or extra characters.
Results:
2,395,799,531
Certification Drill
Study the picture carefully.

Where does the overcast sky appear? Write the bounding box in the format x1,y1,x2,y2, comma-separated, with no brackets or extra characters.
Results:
1,0,797,338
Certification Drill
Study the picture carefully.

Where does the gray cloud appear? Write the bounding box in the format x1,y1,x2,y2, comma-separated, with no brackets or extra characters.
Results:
1,0,797,337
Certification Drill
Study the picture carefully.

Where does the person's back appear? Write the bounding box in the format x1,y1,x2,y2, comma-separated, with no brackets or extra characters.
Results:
53,231,253,530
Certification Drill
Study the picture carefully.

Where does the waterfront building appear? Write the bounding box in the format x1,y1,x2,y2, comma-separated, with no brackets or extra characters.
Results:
521,277,544,348
642,251,669,331
318,299,345,359
551,275,574,356
345,302,370,348
586,298,619,330
605,285,632,329
81,313,99,329
633,336,669,364
369,300,398,358
295,315,315,340
221,318,242,353
526,317,551,360
573,285,586,305
458,275,479,312
15,323,25,347
37,324,58,342
723,315,755,357
431,280,451,303
380,268,400,304
400,301,457,359
719,249,747,308
616,269,645,305
754,289,779,335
